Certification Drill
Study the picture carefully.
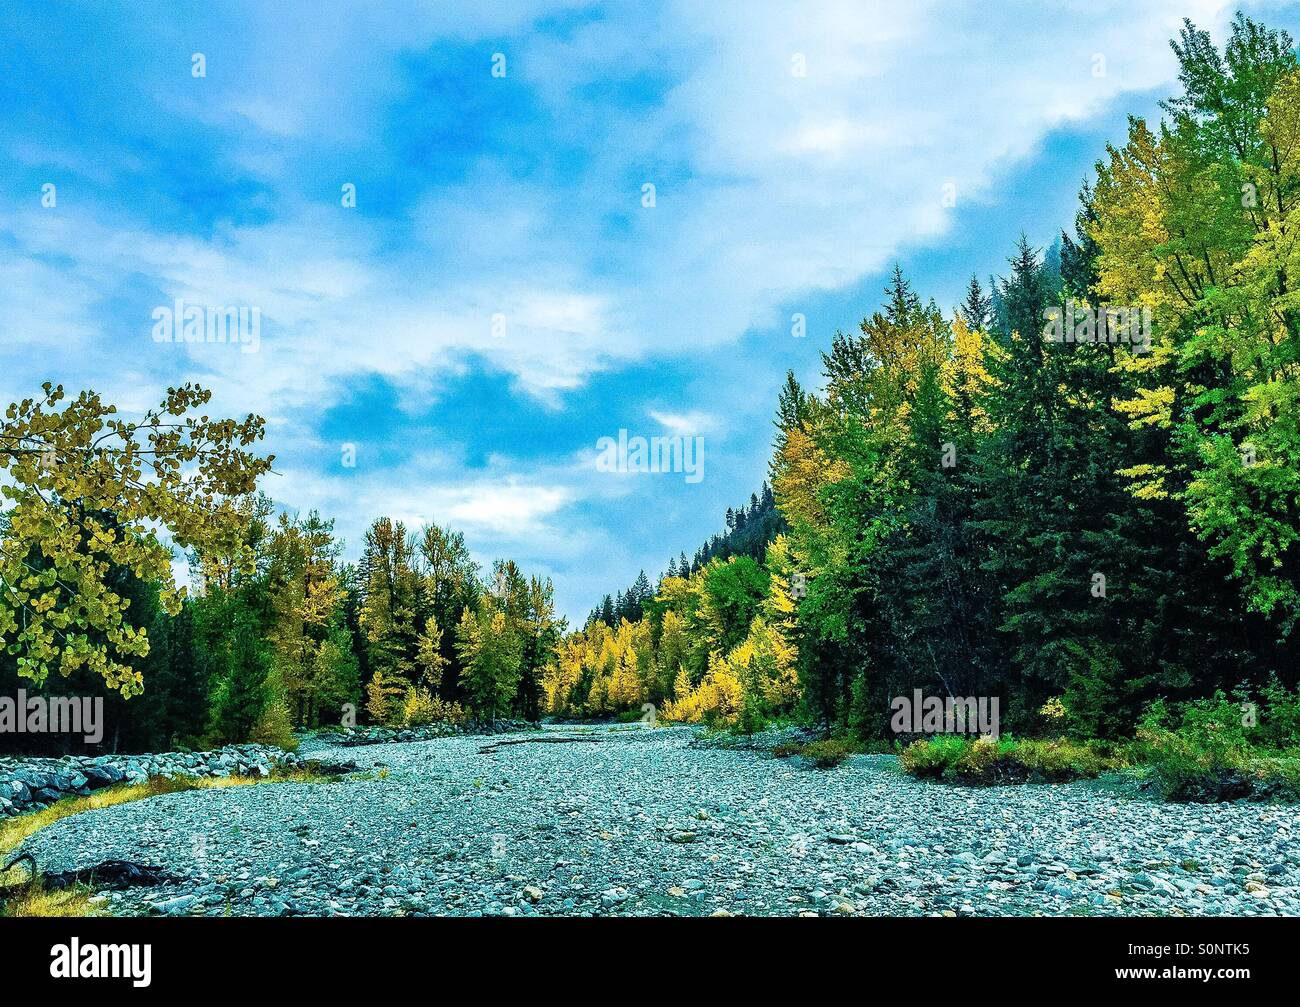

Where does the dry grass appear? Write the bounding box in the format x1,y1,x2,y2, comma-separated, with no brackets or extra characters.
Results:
2,884,103,918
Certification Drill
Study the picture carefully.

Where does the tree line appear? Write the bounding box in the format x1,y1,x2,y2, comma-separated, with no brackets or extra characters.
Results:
1,477,561,753
551,14,1300,741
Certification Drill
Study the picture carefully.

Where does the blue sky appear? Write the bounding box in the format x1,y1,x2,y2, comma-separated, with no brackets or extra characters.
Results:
4,0,1300,624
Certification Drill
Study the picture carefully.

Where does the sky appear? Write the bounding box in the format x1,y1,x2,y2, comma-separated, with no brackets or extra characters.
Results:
3,0,1300,625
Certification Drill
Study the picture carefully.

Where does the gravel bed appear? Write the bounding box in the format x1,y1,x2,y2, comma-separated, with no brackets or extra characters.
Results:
18,724,1300,917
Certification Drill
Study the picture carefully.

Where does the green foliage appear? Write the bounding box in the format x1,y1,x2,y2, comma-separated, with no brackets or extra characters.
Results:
1134,690,1300,802
209,608,272,745
249,687,298,751
901,735,1109,785
1256,675,1300,749
0,383,272,695
455,603,524,723
399,685,466,727
798,738,853,769
702,556,770,653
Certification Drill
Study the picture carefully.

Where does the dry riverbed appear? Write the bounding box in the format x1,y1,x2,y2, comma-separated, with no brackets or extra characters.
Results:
19,723,1300,917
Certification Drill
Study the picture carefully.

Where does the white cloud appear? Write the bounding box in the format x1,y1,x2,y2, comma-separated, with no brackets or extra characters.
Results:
648,409,716,436
3,0,1241,420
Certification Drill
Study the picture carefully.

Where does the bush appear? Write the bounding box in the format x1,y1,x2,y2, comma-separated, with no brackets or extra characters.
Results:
401,686,467,728
1256,676,1300,750
800,738,852,769
901,735,1108,785
1245,756,1300,802
402,686,438,727
951,735,1008,778
901,736,969,778
1012,738,1108,780
1138,694,1257,801
249,693,298,751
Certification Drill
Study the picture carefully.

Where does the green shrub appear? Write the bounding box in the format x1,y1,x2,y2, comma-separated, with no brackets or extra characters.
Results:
901,736,969,778
901,735,1109,785
800,738,852,769
1245,756,1300,801
770,737,855,767
1137,694,1256,802
1257,676,1300,750
402,686,438,727
249,693,298,751
951,735,1011,778
1012,738,1107,780
400,686,468,728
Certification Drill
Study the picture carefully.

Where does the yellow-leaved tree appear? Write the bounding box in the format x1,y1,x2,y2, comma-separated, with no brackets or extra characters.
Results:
0,383,273,696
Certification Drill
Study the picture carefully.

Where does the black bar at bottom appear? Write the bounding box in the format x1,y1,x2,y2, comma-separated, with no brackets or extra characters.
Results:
0,915,1284,992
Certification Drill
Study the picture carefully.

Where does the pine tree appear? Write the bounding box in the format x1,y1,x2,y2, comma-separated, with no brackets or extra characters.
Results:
211,611,271,743
958,274,991,331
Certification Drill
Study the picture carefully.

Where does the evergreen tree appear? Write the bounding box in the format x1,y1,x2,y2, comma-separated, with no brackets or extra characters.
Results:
958,274,992,331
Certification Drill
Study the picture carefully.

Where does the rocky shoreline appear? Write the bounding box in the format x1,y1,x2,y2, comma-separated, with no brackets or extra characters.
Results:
1,720,539,819
0,745,330,819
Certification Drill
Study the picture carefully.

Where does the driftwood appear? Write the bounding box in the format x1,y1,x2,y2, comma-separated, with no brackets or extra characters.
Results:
303,757,361,776
44,860,181,890
0,853,37,891
1,852,178,892
478,736,603,755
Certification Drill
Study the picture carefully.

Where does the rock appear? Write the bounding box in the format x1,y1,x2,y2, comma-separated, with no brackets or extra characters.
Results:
153,895,197,915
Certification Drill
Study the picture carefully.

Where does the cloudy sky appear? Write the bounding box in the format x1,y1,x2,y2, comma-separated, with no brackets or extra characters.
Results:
3,0,1298,623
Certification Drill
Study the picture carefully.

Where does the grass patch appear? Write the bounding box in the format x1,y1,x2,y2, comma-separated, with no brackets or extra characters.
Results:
1,883,103,918
900,735,1114,785
0,766,340,917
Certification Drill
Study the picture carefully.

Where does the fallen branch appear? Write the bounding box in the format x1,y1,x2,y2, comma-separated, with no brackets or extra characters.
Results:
1,853,178,894
43,860,180,891
478,737,603,755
